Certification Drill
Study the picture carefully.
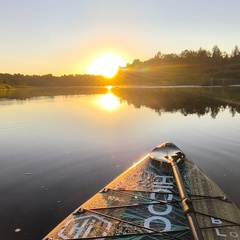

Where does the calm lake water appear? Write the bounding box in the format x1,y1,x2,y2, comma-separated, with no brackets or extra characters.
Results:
0,86,240,240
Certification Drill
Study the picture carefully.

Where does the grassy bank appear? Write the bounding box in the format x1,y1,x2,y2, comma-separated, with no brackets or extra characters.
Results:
0,84,15,90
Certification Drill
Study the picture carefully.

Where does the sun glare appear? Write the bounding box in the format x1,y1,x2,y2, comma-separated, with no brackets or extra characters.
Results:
87,53,126,78
98,91,120,111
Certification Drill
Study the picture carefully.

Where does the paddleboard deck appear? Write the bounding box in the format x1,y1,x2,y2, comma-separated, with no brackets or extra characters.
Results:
43,142,240,239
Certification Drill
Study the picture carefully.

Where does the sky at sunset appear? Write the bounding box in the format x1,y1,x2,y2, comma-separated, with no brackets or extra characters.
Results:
1,0,240,76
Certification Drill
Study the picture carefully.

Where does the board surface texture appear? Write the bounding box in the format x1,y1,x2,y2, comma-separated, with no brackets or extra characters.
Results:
43,142,240,240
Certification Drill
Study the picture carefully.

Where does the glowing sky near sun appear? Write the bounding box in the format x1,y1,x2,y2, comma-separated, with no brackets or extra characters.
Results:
0,0,240,76
87,53,126,78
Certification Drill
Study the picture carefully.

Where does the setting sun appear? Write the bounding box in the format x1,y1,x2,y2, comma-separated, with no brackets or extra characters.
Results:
87,53,126,78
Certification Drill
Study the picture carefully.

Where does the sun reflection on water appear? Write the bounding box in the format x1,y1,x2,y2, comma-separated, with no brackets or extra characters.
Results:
98,87,120,111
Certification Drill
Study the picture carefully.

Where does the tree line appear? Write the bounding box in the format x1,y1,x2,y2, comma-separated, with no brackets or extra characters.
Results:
130,45,240,67
0,74,107,89
1,45,240,88
115,45,240,86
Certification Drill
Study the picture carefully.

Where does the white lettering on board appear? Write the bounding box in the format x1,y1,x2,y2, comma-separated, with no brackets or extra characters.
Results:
148,191,173,215
211,217,239,238
230,231,239,238
228,226,239,237
211,217,223,225
215,228,227,237
153,176,173,201
211,217,227,237
145,175,173,231
58,215,111,239
82,219,96,238
69,219,89,238
144,216,171,231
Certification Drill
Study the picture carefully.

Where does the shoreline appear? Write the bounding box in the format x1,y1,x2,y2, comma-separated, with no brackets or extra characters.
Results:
1,84,240,91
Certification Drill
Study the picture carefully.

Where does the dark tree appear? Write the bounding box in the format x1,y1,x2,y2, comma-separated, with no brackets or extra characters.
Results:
231,45,240,58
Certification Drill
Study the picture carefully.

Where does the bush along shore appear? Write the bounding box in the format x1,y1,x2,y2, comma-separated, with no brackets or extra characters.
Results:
0,84,15,90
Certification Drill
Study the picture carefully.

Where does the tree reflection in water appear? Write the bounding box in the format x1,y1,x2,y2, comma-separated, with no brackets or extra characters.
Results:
111,87,240,118
0,86,240,118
